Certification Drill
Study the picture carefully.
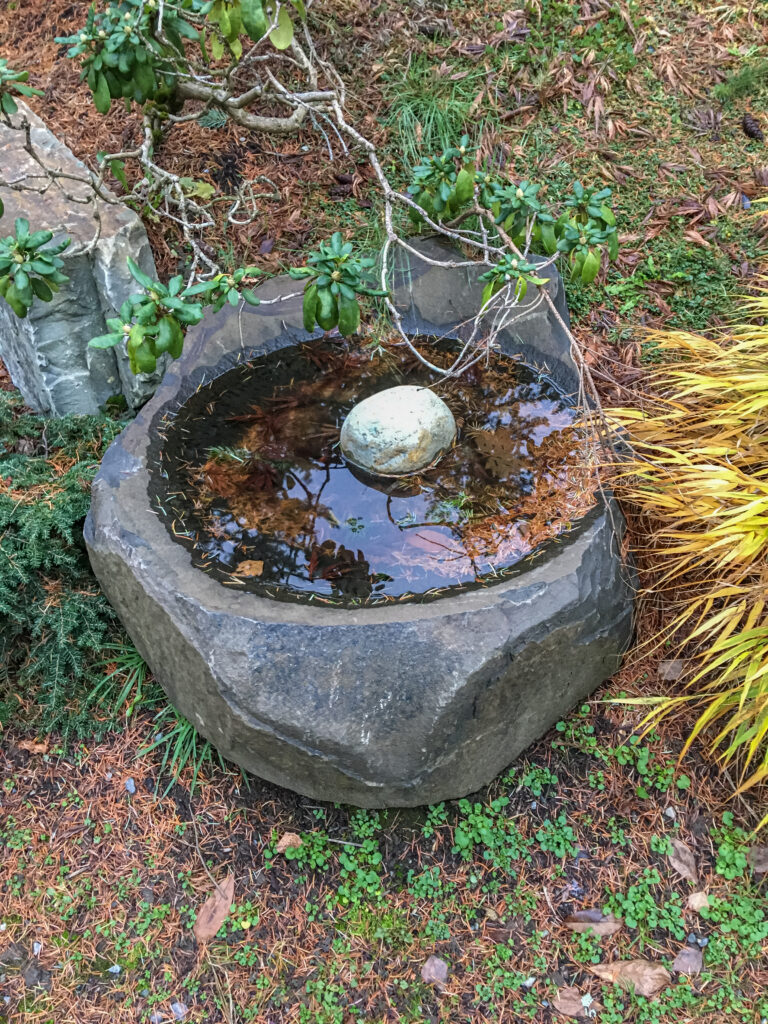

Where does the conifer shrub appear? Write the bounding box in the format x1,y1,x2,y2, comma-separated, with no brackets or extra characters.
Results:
0,389,128,739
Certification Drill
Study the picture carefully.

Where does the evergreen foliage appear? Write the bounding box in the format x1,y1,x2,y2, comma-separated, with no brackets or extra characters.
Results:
0,389,128,738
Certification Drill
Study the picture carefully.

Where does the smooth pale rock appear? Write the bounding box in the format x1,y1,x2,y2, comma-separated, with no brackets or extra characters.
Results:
0,103,164,415
340,385,456,476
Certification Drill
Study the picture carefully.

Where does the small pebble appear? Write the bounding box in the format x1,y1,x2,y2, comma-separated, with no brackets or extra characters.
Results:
108,965,121,975
522,977,536,989
33,942,41,956
664,806,676,820
105,771,113,780
171,1001,188,1020
149,1013,164,1024
125,778,137,795
687,932,697,944
698,936,709,947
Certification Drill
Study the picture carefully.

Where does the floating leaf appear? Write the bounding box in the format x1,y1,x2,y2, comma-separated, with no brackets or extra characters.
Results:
193,873,235,943
234,559,264,578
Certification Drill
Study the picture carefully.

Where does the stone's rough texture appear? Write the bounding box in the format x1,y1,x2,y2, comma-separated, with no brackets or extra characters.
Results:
86,238,635,807
0,103,164,415
340,384,457,476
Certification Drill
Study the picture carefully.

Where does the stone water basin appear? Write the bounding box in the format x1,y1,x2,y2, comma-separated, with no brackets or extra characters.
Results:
85,239,634,806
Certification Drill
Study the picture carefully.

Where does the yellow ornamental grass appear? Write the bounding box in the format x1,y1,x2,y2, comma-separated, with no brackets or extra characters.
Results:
610,292,768,826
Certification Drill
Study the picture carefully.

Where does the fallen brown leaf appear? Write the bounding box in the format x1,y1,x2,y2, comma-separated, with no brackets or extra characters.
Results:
16,739,49,755
552,986,602,1018
590,959,671,998
669,839,698,883
276,832,303,854
421,955,449,992
683,229,711,248
672,945,702,976
747,846,768,874
686,891,710,912
563,910,623,937
193,873,235,943
658,659,685,681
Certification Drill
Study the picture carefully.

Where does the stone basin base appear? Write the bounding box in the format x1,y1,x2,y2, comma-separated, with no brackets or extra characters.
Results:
85,239,634,807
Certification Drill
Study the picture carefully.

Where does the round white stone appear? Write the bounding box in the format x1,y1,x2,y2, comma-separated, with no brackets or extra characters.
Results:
340,385,456,477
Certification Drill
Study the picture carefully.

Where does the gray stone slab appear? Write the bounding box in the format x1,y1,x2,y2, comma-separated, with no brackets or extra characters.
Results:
86,238,635,806
0,103,164,415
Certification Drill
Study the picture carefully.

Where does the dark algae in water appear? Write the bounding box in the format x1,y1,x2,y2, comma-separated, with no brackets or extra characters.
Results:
152,337,598,606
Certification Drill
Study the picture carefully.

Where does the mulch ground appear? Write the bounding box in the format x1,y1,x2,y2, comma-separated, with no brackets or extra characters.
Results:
1,647,766,1024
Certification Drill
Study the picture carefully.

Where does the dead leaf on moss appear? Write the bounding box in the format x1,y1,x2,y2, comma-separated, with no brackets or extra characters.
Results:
748,846,768,874
552,986,602,1018
276,832,302,854
193,873,235,943
687,891,710,912
421,955,448,992
590,959,671,998
669,839,698,883
672,945,702,976
563,910,623,937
